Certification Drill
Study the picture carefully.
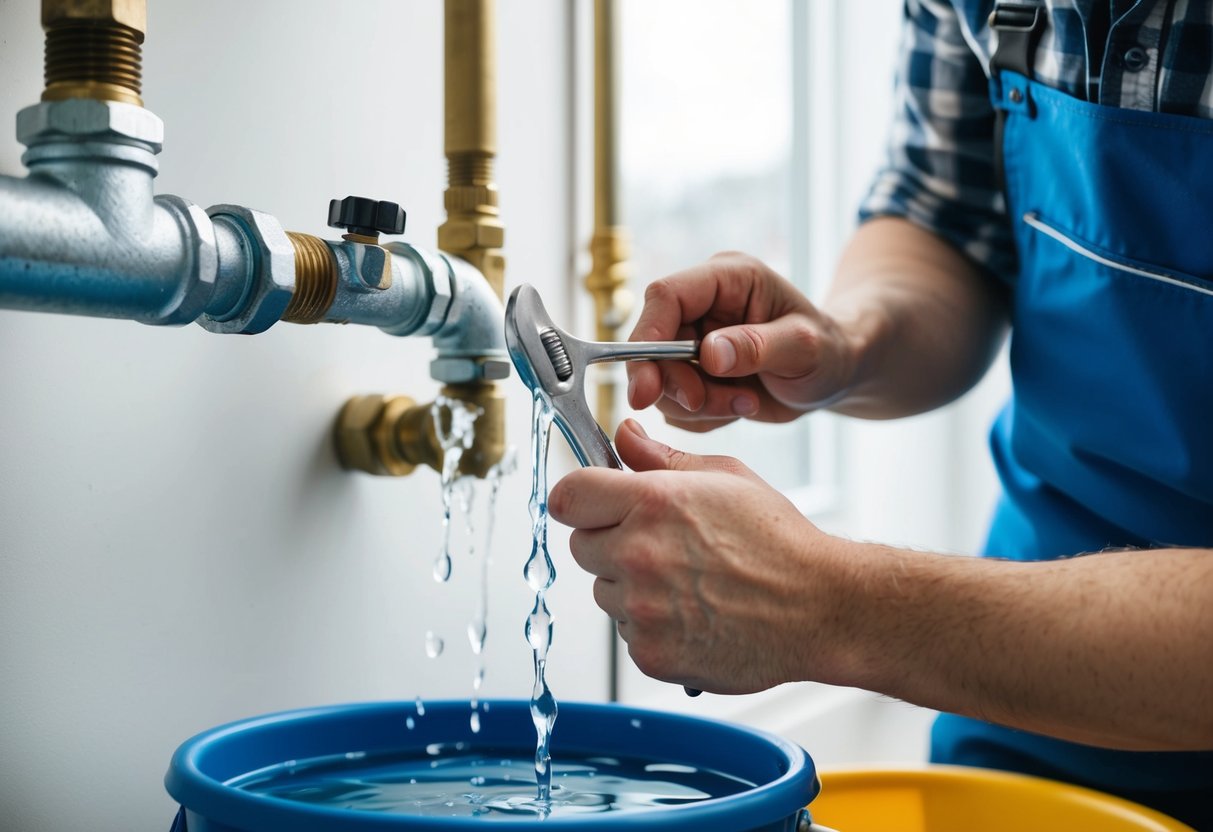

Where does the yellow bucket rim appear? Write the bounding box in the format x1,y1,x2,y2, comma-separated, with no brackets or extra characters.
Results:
812,765,1196,832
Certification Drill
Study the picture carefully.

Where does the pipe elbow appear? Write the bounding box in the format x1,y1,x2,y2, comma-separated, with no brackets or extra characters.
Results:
429,254,510,384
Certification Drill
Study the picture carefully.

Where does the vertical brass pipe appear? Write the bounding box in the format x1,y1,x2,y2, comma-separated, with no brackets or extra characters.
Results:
588,0,632,704
586,0,632,434
440,0,506,299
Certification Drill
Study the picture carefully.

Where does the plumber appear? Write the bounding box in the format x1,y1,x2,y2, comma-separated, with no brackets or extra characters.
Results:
547,2,1213,828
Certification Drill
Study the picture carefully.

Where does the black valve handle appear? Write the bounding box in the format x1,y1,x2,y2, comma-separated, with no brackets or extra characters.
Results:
327,196,406,238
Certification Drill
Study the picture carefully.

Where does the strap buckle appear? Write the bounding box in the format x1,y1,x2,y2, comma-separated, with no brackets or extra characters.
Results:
989,3,1041,32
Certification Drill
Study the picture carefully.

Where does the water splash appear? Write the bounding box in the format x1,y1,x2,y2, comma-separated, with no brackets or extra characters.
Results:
432,396,482,585
524,388,559,804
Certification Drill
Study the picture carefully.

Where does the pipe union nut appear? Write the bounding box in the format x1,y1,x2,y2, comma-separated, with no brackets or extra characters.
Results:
16,99,163,151
198,204,295,335
43,0,147,35
430,356,512,384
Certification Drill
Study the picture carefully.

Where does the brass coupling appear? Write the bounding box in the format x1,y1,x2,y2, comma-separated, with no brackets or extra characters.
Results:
41,0,147,106
439,154,505,299
335,383,506,479
587,226,633,334
283,232,338,324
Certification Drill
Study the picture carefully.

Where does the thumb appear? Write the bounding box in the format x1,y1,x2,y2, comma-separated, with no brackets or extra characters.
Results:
615,419,755,478
700,316,818,379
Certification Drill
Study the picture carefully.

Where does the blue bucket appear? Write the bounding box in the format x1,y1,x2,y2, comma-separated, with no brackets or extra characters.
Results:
165,700,819,831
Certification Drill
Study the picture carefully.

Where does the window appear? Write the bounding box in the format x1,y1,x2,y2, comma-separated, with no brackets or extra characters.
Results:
618,0,832,506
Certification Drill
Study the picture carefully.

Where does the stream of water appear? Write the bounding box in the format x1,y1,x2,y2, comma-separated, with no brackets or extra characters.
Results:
523,387,559,805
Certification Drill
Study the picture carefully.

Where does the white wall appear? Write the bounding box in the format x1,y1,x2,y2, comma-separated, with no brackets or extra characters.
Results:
0,2,604,829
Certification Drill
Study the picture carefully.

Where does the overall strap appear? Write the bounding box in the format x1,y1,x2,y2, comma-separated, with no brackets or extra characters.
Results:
989,1,1046,190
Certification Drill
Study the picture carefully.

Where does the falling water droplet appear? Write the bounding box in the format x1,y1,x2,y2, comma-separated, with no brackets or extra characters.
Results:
470,710,481,733
425,631,444,659
415,697,426,716
433,552,452,583
406,716,415,730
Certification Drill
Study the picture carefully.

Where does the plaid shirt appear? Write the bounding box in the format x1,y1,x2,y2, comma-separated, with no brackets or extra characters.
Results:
859,0,1213,281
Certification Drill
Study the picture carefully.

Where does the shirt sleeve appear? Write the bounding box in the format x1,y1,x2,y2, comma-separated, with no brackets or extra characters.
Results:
858,0,1018,282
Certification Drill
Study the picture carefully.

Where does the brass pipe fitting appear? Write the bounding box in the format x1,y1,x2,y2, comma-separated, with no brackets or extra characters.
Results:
41,0,146,107
283,232,338,324
335,384,507,480
438,0,505,298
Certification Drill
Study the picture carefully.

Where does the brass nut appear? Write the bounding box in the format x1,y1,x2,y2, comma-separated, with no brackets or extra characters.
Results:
43,0,147,36
16,98,162,149
334,395,417,476
437,218,504,252
334,395,385,473
199,205,295,335
590,228,632,264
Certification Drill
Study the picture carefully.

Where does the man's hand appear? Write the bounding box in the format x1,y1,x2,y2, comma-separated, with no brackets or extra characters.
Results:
628,219,1011,424
626,252,858,432
547,418,852,694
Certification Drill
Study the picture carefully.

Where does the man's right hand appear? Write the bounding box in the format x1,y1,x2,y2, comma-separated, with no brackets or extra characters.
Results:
626,251,857,432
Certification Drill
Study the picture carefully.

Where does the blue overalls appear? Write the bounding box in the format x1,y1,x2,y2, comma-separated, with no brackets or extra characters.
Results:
929,3,1213,827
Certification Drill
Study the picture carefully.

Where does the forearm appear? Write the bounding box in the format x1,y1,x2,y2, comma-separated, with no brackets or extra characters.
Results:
823,542,1213,751
824,217,1010,418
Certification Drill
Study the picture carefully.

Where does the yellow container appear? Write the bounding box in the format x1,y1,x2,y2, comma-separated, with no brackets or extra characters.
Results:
809,766,1195,832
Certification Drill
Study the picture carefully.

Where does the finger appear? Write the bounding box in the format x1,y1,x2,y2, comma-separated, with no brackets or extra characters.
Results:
629,268,722,344
653,377,761,423
627,360,662,409
615,419,756,478
547,468,635,529
660,411,739,433
700,315,821,379
592,577,624,621
629,358,708,412
661,362,707,412
568,528,620,580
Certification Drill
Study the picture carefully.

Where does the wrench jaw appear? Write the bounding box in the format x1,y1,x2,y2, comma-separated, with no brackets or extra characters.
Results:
504,284,562,397
506,284,618,469
552,392,623,469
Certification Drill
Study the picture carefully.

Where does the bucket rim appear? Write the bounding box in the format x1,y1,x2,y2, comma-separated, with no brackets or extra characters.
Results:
165,698,819,831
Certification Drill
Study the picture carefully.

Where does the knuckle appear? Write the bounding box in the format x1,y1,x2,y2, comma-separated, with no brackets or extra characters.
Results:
733,325,768,365
634,478,672,515
664,447,697,471
642,279,676,308
624,595,663,627
705,455,747,477
785,316,820,355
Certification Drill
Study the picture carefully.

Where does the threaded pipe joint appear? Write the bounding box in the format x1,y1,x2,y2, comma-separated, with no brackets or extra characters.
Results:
43,20,144,106
283,232,338,324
